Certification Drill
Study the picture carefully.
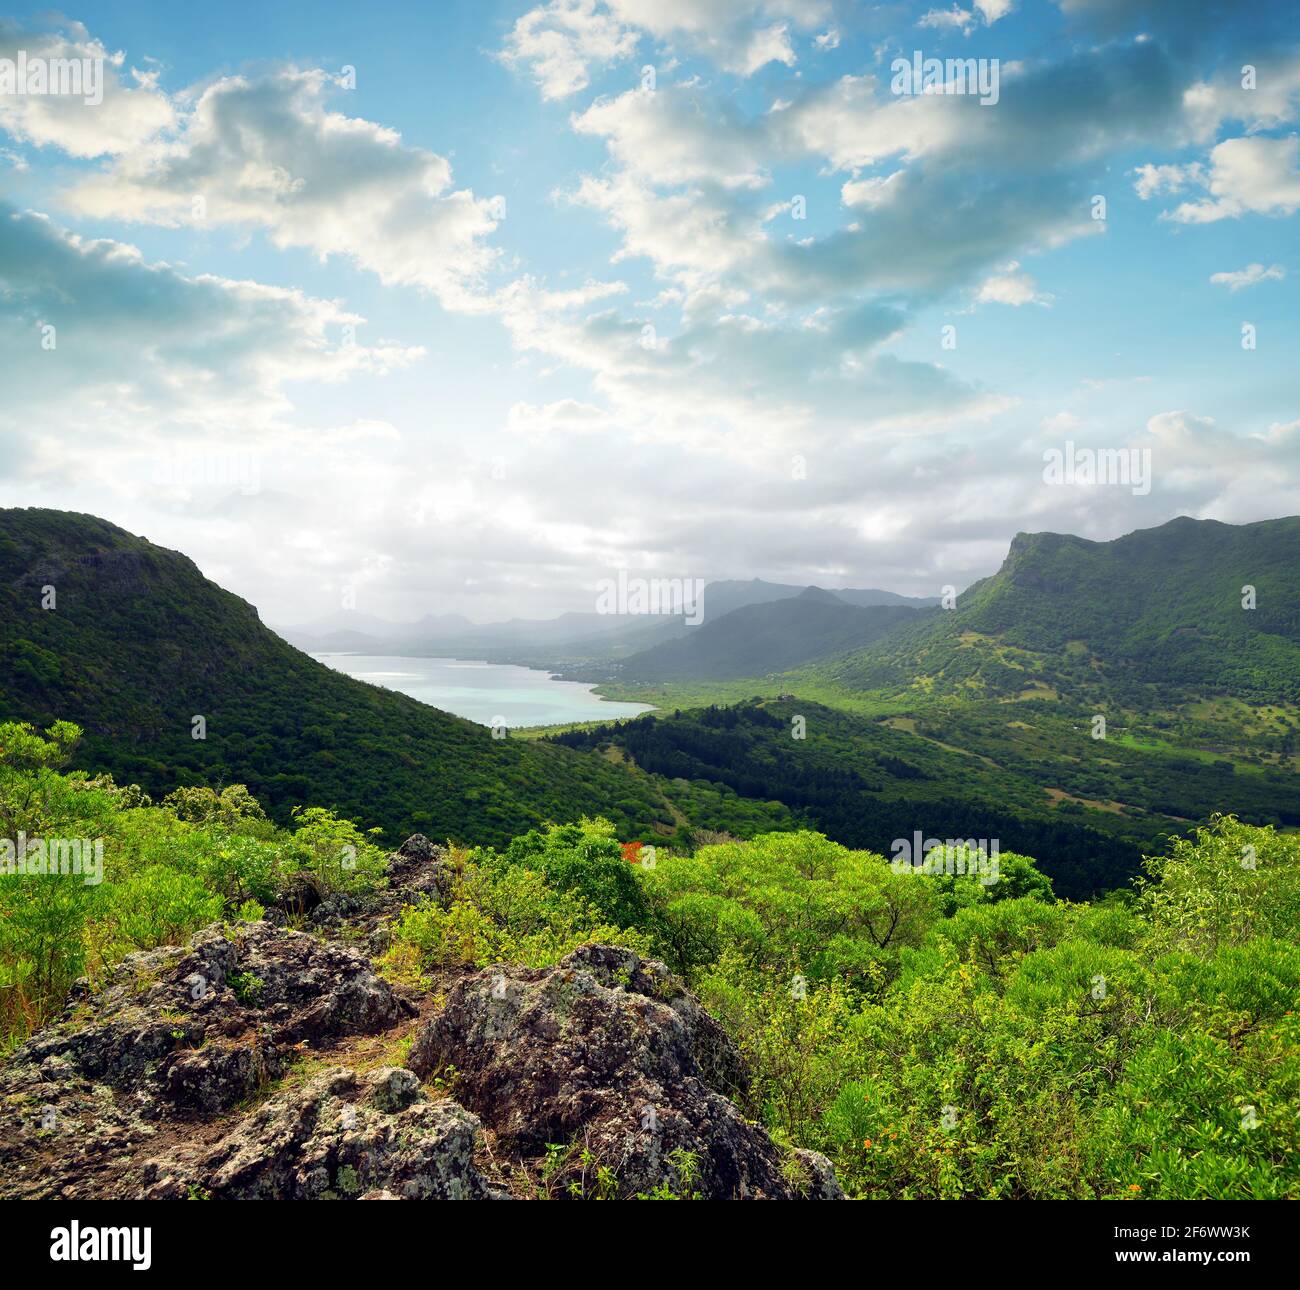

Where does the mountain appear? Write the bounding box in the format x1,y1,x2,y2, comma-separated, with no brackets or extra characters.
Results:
818,515,1300,706
616,587,929,681
279,610,475,654
0,509,682,846
277,578,938,665
832,587,942,609
289,629,390,653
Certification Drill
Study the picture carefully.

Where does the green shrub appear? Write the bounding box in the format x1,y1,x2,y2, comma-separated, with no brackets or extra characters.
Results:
105,865,223,953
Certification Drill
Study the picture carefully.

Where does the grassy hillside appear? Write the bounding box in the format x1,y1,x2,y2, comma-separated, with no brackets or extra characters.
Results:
0,509,692,847
818,516,1300,707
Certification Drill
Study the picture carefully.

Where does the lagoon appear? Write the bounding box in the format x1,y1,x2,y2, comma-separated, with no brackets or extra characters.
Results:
312,654,654,728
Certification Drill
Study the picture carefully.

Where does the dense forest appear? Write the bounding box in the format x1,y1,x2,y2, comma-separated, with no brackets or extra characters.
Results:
551,696,1300,900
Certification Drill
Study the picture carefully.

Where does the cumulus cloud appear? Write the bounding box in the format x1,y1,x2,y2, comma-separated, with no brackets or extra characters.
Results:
0,204,418,431
498,0,828,97
572,86,770,188
3,6,1299,625
1161,135,1300,223
498,0,639,100
66,69,502,308
918,8,977,35
975,262,1052,307
917,1,1013,33
564,38,1195,307
0,18,173,157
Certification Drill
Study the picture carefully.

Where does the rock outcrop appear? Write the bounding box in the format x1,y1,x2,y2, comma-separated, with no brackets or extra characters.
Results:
1,837,842,1201
14,921,411,1114
409,944,842,1199
0,922,416,1198
141,1067,500,1200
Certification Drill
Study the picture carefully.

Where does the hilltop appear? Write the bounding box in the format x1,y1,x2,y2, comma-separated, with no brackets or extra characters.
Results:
0,509,685,847
815,516,1300,707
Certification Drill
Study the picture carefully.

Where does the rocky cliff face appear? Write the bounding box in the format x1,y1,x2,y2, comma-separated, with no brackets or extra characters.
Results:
0,836,840,1201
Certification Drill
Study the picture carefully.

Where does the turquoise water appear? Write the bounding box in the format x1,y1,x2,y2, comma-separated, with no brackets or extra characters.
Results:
313,654,654,728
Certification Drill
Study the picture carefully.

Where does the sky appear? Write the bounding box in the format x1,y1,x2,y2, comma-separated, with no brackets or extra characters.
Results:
0,0,1297,626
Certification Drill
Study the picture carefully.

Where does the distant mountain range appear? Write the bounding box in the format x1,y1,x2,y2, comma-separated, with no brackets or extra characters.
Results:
277,577,940,674
3,506,1297,897
615,588,929,681
278,515,1300,706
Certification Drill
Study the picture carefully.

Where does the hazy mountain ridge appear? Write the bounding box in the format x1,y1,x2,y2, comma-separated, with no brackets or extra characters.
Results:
277,577,938,665
613,588,932,681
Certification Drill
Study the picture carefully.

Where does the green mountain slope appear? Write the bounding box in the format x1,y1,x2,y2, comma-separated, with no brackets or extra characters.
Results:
0,508,683,846
820,516,1300,706
618,588,928,681
552,697,1155,899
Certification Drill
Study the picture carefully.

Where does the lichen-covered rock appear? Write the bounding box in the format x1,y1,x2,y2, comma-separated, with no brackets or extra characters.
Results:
408,945,842,1200
0,921,415,1198
140,1067,503,1200
1,883,842,1201
13,921,411,1113
384,833,455,905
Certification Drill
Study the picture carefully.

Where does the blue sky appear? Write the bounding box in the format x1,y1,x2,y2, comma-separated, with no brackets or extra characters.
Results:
1,0,1297,624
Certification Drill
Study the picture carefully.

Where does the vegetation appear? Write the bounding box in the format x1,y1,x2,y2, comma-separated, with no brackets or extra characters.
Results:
0,509,692,848
555,699,1165,899
5,509,1299,1200
4,714,1298,1198
0,719,385,1050
614,589,925,682
813,516,1300,709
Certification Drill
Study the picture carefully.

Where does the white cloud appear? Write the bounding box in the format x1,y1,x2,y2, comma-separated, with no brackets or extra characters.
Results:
4,8,1299,625
498,0,828,96
734,23,797,75
572,86,770,188
918,8,977,34
0,205,418,432
1209,262,1286,291
67,69,502,309
505,398,615,436
0,19,174,157
497,0,639,100
1162,135,1300,223
975,261,1052,307
1132,161,1199,200
918,1,1013,33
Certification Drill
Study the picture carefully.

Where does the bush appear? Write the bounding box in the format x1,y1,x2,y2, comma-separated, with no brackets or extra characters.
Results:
104,865,224,953
383,857,645,980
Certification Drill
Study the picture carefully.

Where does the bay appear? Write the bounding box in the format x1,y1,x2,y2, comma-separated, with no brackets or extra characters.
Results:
312,654,654,728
